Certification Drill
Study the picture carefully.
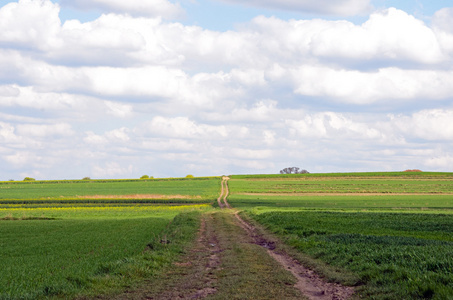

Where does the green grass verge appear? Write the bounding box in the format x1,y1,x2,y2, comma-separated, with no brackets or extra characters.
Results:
248,211,453,299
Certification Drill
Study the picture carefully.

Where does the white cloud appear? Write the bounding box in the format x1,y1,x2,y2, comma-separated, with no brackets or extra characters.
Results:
142,116,228,139
0,0,61,50
291,65,453,103
0,85,20,97
0,122,19,144
286,112,384,140
16,123,74,138
425,155,453,170
249,9,445,66
92,162,134,178
218,0,372,16
61,0,184,19
4,151,40,168
390,109,453,141
2,1,453,179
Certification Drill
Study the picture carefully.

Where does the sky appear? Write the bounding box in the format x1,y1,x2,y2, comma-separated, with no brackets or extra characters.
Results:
1,0,453,180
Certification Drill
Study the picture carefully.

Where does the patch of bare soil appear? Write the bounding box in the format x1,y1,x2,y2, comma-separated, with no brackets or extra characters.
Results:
149,214,222,300
217,180,226,209
77,194,199,199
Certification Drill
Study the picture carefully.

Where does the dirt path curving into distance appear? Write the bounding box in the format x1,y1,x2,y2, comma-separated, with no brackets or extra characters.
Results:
109,176,354,299
223,177,355,300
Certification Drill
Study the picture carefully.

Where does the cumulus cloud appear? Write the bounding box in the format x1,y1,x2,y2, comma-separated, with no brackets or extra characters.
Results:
16,123,74,138
61,0,184,19
2,1,453,179
218,0,372,16
142,116,228,139
290,65,453,103
92,162,134,178
389,109,453,141
0,0,61,50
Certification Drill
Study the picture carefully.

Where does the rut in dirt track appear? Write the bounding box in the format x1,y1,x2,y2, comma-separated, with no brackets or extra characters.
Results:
222,177,355,300
109,176,354,300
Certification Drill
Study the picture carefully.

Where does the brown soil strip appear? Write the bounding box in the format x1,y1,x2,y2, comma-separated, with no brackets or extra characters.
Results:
155,213,222,299
221,177,231,208
217,180,226,209
111,213,222,300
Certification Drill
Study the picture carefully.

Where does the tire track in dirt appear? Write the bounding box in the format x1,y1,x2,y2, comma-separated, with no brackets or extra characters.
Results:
222,178,355,300
129,213,223,300
216,177,226,209
220,177,230,208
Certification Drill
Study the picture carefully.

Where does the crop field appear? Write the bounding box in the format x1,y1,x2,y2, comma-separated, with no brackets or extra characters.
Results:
0,177,217,299
2,172,453,299
228,172,453,299
0,177,220,201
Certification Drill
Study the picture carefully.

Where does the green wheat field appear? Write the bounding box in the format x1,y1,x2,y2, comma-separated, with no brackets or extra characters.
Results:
1,172,453,299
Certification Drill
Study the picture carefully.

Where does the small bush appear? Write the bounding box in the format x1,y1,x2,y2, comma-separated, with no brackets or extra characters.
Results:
23,177,35,181
185,174,194,178
82,177,91,180
140,175,150,179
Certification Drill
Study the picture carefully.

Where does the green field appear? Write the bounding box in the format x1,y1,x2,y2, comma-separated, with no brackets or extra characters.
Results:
2,172,453,299
0,177,217,299
229,172,453,299
0,177,220,200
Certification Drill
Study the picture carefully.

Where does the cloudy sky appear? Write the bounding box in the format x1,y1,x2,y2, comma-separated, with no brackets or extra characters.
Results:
1,0,453,180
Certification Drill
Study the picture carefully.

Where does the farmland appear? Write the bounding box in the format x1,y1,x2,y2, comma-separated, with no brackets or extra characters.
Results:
0,177,218,299
228,172,453,299
1,172,453,299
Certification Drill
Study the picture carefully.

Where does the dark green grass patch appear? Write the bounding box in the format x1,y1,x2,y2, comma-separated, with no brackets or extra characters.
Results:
228,194,453,213
0,211,202,299
250,211,453,299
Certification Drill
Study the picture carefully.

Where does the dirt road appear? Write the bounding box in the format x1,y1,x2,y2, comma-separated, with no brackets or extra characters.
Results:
113,177,354,299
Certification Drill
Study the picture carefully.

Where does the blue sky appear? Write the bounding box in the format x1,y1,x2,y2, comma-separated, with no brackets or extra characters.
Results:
1,0,453,179
55,0,447,30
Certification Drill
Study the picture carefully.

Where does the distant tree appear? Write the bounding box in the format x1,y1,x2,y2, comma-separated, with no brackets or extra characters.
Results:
82,177,91,180
140,175,150,179
186,174,194,178
23,177,35,181
279,167,309,174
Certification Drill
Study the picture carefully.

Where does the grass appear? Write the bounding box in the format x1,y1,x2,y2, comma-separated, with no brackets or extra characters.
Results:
228,172,453,299
3,172,453,299
250,211,453,299
0,176,217,299
229,178,453,194
228,194,453,214
0,207,208,299
0,177,220,200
